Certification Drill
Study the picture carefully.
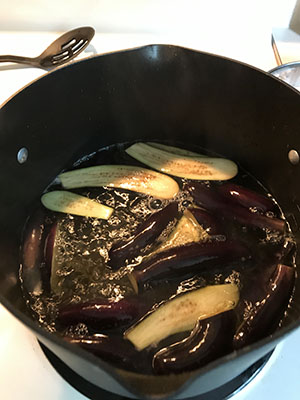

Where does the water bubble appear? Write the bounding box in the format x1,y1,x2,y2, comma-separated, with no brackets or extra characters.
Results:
56,266,74,277
108,215,122,226
68,323,89,337
225,270,241,287
177,276,206,294
150,199,163,210
182,200,192,208
266,211,275,218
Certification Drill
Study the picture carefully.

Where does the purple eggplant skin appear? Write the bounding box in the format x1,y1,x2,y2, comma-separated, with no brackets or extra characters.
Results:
234,264,295,349
152,310,235,374
58,297,148,329
188,207,224,235
22,208,53,294
130,240,250,289
217,182,276,213
109,201,180,269
186,182,285,232
63,334,148,372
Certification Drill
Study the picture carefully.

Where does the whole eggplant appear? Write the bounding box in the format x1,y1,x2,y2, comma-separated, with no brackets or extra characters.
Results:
109,201,180,269
130,240,250,290
234,264,295,348
186,182,285,232
58,297,147,329
217,182,276,212
152,310,235,374
22,208,54,294
63,334,147,372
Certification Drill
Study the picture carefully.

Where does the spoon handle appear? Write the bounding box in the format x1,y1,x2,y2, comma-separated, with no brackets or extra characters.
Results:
0,55,38,66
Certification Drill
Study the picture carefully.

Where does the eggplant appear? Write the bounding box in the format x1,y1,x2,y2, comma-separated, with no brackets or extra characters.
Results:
109,202,180,269
152,310,235,374
41,190,114,219
147,142,202,157
217,182,276,212
22,208,55,294
188,207,224,235
21,209,46,295
129,240,249,290
125,142,238,180
154,209,208,253
63,334,146,372
186,182,285,232
58,297,147,329
59,164,180,199
125,284,239,350
234,264,295,349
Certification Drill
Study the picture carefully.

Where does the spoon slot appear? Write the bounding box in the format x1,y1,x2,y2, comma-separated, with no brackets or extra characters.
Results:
71,39,86,54
61,38,77,51
52,56,70,64
52,51,70,61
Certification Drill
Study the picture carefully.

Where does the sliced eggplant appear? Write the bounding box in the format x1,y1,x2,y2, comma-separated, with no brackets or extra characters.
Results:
59,165,179,199
109,202,180,269
58,297,146,329
154,209,208,253
147,142,203,157
129,240,249,291
63,334,145,372
125,283,239,350
125,142,238,180
152,310,235,374
217,182,276,212
234,264,295,348
187,182,285,232
41,191,113,219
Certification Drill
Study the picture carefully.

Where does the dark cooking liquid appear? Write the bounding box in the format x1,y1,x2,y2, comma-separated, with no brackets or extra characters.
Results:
20,141,296,373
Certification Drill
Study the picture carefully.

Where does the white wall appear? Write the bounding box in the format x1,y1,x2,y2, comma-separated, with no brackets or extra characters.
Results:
0,0,297,33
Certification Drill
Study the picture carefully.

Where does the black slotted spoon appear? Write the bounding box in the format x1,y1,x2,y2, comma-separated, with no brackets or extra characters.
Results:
0,27,95,69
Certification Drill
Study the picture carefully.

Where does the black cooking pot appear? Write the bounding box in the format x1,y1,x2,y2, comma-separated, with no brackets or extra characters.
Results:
1,45,300,399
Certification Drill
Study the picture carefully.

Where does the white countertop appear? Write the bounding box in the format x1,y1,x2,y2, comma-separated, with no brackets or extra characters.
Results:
1,30,300,400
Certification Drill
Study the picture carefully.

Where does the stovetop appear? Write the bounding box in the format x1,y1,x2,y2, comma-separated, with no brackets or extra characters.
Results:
1,30,300,400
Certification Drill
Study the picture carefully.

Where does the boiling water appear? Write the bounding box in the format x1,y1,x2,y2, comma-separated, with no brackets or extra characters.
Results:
19,141,296,372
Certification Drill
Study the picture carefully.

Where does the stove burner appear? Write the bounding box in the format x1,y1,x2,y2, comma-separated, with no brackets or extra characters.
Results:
39,342,273,400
